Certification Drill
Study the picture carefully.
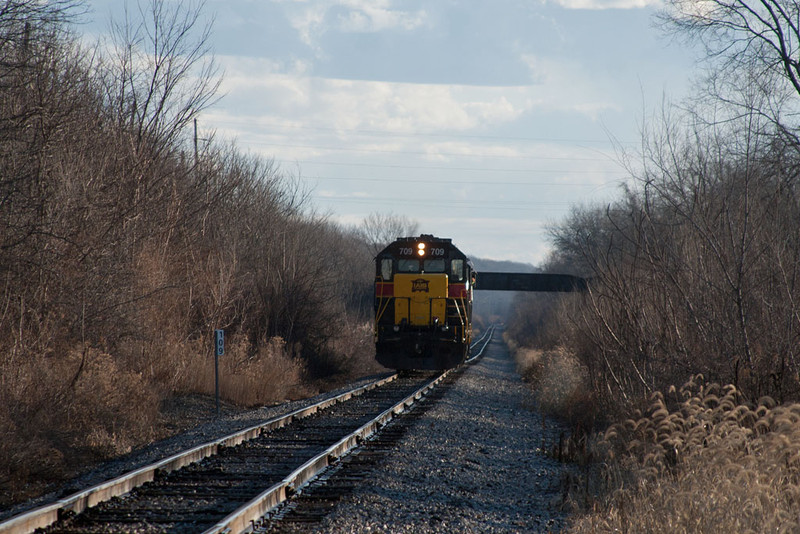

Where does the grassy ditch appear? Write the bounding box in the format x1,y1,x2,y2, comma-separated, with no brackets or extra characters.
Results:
510,340,800,532
508,337,594,430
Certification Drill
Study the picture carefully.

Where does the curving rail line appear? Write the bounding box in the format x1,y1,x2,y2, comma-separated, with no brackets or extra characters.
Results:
0,327,494,534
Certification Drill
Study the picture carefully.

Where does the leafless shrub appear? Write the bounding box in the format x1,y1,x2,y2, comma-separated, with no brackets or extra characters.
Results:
229,336,307,404
534,97,800,415
324,318,383,378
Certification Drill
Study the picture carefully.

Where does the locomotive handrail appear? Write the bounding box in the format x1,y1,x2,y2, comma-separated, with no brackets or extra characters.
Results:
375,296,392,327
374,281,393,332
450,298,466,340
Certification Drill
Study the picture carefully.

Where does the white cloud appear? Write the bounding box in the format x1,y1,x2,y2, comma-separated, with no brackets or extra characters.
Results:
215,56,537,133
215,53,620,133
288,4,328,51
335,0,427,32
520,54,620,118
549,0,662,9
284,0,427,52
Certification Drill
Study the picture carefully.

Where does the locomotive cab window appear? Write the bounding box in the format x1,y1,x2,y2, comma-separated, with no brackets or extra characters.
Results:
381,258,393,281
398,259,420,273
450,259,464,281
423,259,445,273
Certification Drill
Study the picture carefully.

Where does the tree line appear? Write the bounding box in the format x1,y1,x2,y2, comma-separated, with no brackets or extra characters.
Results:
0,0,416,505
508,0,800,419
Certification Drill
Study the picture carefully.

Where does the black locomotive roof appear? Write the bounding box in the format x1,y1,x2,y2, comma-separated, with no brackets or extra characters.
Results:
377,234,469,261
392,234,451,245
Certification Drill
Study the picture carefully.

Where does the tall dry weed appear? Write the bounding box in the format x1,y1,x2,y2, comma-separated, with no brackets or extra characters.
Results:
0,345,159,507
512,343,592,426
324,319,383,377
172,335,308,406
567,376,800,533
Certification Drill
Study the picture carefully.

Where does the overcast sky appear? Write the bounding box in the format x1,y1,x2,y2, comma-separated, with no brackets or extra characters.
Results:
83,0,699,266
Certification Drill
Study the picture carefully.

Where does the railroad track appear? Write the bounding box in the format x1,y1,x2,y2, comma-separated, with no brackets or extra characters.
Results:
258,363,462,533
1,328,494,534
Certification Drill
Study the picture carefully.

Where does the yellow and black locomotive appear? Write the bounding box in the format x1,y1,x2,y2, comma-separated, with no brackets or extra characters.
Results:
374,235,474,370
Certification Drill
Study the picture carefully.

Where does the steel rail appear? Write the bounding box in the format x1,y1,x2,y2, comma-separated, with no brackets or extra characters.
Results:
0,374,398,534
0,327,496,534
205,327,495,534
201,371,451,534
466,324,495,363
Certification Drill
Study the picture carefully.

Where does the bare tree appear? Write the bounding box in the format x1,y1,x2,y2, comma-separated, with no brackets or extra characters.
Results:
101,0,220,155
359,212,419,256
661,0,800,141
662,0,800,86
0,0,83,59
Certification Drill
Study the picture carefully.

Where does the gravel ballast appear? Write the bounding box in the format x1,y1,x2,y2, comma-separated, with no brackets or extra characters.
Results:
313,335,571,533
3,335,572,533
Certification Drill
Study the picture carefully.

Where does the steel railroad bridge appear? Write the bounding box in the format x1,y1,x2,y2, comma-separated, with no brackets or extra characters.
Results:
475,272,587,293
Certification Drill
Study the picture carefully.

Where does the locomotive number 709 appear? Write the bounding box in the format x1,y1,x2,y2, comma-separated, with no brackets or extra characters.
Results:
398,247,446,256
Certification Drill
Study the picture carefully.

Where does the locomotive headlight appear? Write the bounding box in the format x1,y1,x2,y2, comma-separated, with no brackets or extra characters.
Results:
417,242,426,256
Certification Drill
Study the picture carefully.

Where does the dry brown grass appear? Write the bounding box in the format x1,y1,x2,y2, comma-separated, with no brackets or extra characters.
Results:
0,328,369,509
171,335,309,406
508,337,593,427
566,376,800,533
325,320,384,377
169,319,381,406
0,345,159,507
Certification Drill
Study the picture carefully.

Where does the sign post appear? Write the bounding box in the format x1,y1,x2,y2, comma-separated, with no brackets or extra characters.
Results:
214,329,224,416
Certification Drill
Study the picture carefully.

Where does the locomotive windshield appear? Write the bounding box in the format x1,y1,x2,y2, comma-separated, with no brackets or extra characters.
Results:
423,259,445,272
398,258,446,273
393,258,462,276
398,259,419,273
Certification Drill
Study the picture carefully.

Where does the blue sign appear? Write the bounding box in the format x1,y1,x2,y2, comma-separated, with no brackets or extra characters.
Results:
214,329,224,356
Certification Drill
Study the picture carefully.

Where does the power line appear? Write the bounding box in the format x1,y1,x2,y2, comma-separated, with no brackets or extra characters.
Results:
208,116,636,146
302,174,622,188
278,159,629,175
241,141,617,161
311,195,577,210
